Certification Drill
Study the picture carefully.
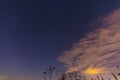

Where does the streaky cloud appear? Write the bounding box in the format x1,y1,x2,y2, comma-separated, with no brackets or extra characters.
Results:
58,8,120,73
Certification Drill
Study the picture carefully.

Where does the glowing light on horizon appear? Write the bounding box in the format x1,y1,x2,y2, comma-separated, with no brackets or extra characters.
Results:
83,67,103,75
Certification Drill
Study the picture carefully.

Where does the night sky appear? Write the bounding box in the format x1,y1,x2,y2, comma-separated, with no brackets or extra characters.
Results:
0,0,120,79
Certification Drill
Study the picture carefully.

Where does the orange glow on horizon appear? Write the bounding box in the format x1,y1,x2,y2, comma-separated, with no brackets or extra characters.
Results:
83,67,103,75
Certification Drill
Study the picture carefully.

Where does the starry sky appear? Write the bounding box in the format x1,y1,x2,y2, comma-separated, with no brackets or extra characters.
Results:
0,0,120,79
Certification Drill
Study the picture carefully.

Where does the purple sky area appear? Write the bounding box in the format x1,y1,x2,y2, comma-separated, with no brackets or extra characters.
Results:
0,0,120,79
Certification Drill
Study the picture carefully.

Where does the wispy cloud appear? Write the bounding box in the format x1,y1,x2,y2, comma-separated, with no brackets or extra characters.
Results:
58,8,120,73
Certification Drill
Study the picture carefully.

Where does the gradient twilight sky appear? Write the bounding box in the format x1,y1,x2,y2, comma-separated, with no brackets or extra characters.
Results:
0,0,120,79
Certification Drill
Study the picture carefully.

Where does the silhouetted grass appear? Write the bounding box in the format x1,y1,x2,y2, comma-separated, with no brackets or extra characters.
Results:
112,73,118,80
42,66,120,80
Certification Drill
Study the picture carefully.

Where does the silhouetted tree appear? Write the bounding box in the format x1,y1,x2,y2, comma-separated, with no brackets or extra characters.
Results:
96,76,100,80
73,72,78,80
68,73,74,80
83,76,86,80
118,73,120,76
59,73,66,80
47,66,55,80
43,71,47,80
100,75,104,80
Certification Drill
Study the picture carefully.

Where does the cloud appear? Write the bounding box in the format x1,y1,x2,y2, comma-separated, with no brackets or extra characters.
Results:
58,8,120,73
